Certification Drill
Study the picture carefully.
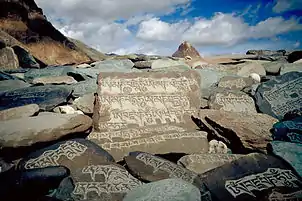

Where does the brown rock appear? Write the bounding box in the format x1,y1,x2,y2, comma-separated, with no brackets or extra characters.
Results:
195,109,278,153
237,62,266,77
0,113,92,148
0,47,19,69
32,76,77,85
0,104,39,121
93,70,201,132
88,124,209,161
172,41,201,59
177,153,244,174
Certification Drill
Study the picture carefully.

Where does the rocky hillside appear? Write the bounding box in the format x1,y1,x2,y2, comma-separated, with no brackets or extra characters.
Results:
0,0,102,66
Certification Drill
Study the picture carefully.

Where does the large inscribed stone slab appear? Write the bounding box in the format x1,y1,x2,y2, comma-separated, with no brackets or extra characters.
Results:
93,70,201,131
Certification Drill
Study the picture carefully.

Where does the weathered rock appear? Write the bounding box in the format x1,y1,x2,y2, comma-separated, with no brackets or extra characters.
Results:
75,63,91,68
0,158,14,173
133,61,152,69
24,66,75,82
287,50,302,63
123,178,203,201
0,47,19,69
294,58,302,63
151,59,190,69
195,109,278,153
10,73,24,79
199,153,302,201
208,140,228,154
195,68,230,89
0,113,92,148
280,63,302,75
0,80,31,92
0,166,69,201
237,62,266,77
172,41,201,59
69,79,98,97
32,76,77,85
0,104,39,121
18,139,142,201
262,61,284,75
254,71,302,120
0,71,24,81
272,116,302,144
246,49,286,56
93,70,201,132
177,154,243,174
53,105,84,115
92,59,134,69
267,141,302,178
0,85,73,111
217,76,255,90
11,46,40,68
73,93,94,115
208,91,257,113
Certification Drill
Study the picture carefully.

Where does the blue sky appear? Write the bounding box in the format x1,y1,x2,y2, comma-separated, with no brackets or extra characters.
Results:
36,0,302,56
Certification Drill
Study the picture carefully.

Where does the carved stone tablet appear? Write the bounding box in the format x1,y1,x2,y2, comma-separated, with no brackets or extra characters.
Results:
93,70,201,131
88,125,209,161
218,76,255,91
208,91,257,113
177,154,243,174
254,71,302,120
199,153,302,201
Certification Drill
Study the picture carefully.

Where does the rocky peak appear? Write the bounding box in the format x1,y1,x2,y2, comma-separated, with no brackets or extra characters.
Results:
172,41,201,59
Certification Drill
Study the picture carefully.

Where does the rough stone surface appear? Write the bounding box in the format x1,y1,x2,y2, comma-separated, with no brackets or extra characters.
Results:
199,153,302,201
12,46,40,68
0,47,19,69
268,141,302,178
280,63,302,75
237,62,266,77
73,93,94,115
123,179,202,201
32,76,77,85
93,70,201,132
262,61,284,75
24,66,75,82
53,105,84,115
0,79,31,92
217,76,255,90
195,68,230,89
133,61,152,69
0,71,24,81
254,71,302,120
75,63,91,68
172,41,201,59
287,50,302,63
0,113,92,148
177,154,244,174
272,116,302,144
0,85,73,111
69,79,98,97
0,104,39,121
208,91,257,113
151,59,190,69
196,109,278,153
88,125,208,161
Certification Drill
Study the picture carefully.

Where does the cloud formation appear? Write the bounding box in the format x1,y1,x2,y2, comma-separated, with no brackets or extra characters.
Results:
273,0,302,13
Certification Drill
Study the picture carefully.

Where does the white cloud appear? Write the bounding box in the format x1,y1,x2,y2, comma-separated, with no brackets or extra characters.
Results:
294,41,300,48
273,0,302,13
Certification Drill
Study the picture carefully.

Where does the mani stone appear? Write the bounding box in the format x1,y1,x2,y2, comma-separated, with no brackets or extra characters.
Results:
195,109,278,153
237,62,266,77
32,76,77,85
271,116,302,144
73,93,94,115
254,71,302,120
123,178,202,201
0,47,19,69
280,63,302,75
208,91,257,113
18,139,142,201
0,114,92,148
24,66,75,82
151,59,190,69
0,104,39,121
0,79,31,93
268,141,302,178
88,124,208,161
93,70,201,132
217,76,255,91
177,154,244,174
0,85,73,111
199,153,302,201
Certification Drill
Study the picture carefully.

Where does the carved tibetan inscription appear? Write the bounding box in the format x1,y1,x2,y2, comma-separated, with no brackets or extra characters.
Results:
94,70,201,131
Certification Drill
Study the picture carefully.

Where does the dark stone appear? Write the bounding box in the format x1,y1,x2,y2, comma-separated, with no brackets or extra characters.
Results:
199,153,302,201
0,158,14,173
288,51,302,63
0,166,69,201
50,177,75,201
272,116,302,144
0,71,24,81
0,40,5,49
0,80,31,92
268,141,302,178
283,108,302,121
246,50,286,56
0,85,73,111
24,66,75,82
12,46,40,68
254,71,302,120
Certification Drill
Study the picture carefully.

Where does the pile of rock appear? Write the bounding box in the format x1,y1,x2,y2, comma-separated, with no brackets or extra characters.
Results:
0,42,302,201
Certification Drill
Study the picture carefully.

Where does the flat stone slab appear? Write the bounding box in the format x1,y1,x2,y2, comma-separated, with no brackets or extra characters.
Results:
177,154,244,174
196,109,278,153
0,80,31,92
0,114,92,148
254,71,302,120
0,104,39,121
208,91,257,113
93,70,201,131
88,125,208,161
199,153,302,201
0,85,72,111
32,76,77,85
217,76,255,90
